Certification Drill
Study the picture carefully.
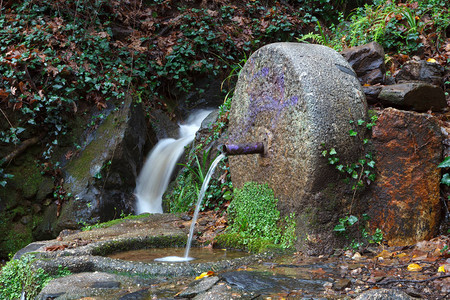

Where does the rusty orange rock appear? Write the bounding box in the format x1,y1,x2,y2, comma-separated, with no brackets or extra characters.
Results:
368,108,442,246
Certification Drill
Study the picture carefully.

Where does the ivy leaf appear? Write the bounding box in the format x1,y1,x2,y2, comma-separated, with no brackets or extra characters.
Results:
357,119,365,126
349,129,357,136
328,157,339,165
347,215,358,225
438,156,450,168
441,173,450,186
329,148,337,155
333,224,346,232
367,160,376,168
222,190,233,200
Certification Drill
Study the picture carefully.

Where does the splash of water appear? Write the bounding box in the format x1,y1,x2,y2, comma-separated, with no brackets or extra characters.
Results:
135,110,212,214
155,153,226,262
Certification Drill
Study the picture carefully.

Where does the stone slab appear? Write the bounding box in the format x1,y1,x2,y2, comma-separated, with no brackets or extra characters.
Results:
367,108,442,245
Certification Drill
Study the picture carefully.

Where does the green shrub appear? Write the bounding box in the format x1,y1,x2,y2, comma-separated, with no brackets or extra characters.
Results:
216,182,296,252
0,254,70,299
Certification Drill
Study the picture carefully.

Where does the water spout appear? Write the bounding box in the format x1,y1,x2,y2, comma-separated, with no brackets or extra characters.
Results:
183,153,225,259
221,142,265,156
154,153,226,262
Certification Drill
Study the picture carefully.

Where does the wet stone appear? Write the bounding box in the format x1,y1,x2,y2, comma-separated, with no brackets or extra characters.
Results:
192,283,235,300
341,41,386,85
177,276,220,298
90,280,120,289
395,60,444,86
119,289,151,300
221,270,326,294
378,82,446,112
333,278,351,291
37,271,152,300
355,288,415,300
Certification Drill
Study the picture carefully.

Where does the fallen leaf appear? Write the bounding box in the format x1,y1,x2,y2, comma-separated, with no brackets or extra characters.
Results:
438,265,446,272
195,270,215,280
45,244,68,251
407,263,422,271
394,252,407,258
376,250,393,259
427,58,437,63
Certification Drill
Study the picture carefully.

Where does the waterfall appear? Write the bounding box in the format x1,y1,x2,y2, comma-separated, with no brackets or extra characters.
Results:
135,109,212,214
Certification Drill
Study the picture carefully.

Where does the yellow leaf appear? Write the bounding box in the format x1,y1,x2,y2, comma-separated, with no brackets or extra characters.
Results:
438,265,446,273
376,250,392,258
395,252,407,258
407,263,422,271
195,271,215,280
427,58,437,63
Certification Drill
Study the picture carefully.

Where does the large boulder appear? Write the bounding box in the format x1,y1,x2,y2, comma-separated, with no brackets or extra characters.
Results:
367,108,442,245
227,43,367,254
38,96,147,236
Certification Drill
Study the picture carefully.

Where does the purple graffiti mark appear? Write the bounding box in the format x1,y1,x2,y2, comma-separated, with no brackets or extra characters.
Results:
230,65,300,143
250,66,270,83
246,94,299,131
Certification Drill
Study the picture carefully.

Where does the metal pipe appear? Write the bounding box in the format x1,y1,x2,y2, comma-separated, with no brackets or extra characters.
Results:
221,142,265,156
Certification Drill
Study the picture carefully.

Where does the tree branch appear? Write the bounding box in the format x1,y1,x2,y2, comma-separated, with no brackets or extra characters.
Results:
0,136,40,166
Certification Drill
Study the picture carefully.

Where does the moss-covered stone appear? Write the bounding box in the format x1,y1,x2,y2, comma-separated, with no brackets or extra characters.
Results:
0,216,33,258
91,235,187,256
0,149,53,258
0,148,48,205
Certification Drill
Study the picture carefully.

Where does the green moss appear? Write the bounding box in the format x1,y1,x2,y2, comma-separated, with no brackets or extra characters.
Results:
215,182,297,253
65,103,127,187
0,217,33,258
81,213,151,231
0,159,46,257
0,152,46,204
214,232,278,253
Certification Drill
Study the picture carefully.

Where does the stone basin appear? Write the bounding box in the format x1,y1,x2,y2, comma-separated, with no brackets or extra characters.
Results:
16,214,269,278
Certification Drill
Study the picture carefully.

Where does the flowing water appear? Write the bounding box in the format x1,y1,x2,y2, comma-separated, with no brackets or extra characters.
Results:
134,110,212,214
155,153,226,262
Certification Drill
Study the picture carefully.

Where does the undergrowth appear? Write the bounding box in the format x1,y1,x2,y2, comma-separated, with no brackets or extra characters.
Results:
299,0,449,66
0,254,70,300
215,182,296,253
